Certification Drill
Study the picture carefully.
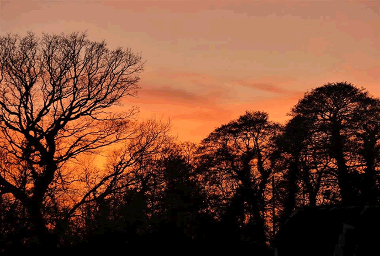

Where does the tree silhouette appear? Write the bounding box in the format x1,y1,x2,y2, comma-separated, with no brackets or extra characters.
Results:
0,31,144,251
196,111,280,253
271,82,380,255
271,115,307,226
153,153,205,246
350,97,380,204
290,82,380,206
64,118,172,249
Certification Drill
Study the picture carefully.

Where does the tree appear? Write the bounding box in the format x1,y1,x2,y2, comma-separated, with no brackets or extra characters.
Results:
272,113,333,233
144,152,205,246
196,111,280,253
271,116,307,227
350,97,380,204
69,118,173,251
290,82,380,206
0,31,144,250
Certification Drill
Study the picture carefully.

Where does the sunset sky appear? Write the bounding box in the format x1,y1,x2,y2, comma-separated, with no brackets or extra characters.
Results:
1,0,379,143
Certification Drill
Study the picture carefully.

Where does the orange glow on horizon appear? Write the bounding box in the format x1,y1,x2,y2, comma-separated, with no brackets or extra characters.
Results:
1,0,379,144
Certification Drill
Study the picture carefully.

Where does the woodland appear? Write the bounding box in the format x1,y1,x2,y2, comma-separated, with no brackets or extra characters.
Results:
0,32,379,255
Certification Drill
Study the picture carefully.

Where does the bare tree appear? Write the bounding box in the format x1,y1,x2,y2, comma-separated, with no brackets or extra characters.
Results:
0,31,144,250
62,118,173,249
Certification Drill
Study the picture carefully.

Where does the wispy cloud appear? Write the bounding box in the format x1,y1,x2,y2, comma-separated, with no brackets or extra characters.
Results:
234,76,302,96
146,86,204,102
237,81,288,94
131,84,213,106
172,107,234,122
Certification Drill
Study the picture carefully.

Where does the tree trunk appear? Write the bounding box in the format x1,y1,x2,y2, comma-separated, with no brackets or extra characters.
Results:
362,140,378,204
280,159,299,224
28,201,58,252
330,128,354,205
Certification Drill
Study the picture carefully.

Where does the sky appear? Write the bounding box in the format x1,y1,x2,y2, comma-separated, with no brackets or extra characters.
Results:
1,0,379,143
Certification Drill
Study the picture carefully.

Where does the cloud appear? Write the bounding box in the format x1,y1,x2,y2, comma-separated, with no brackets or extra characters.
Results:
134,70,235,104
144,86,208,103
171,108,234,122
234,76,302,96
237,81,288,94
130,84,215,107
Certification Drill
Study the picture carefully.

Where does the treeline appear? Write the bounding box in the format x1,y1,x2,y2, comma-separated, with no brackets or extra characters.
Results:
0,32,379,254
1,82,379,254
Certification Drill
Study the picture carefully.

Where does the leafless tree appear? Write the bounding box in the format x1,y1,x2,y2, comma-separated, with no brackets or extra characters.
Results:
0,31,144,249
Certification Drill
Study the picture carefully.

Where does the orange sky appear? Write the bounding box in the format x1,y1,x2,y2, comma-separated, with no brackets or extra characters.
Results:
1,0,379,143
